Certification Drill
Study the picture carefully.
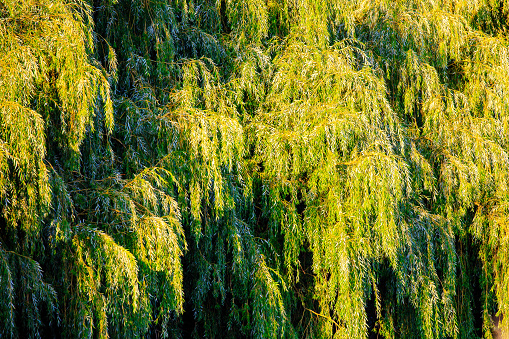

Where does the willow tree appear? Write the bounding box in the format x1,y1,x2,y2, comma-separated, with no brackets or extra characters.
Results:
1,0,509,338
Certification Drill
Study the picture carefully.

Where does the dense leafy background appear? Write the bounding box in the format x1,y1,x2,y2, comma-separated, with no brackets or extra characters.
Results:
1,0,509,338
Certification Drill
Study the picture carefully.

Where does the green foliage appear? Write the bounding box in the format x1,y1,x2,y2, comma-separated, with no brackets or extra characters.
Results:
2,0,509,338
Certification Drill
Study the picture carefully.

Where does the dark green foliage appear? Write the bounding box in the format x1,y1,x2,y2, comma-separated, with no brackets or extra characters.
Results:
2,0,509,338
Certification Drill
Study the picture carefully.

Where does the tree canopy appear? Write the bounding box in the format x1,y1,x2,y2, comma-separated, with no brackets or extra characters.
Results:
1,0,509,338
